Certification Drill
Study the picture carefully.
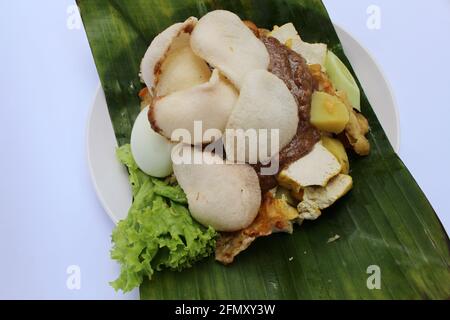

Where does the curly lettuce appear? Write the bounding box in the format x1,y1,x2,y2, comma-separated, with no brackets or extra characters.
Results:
111,145,217,292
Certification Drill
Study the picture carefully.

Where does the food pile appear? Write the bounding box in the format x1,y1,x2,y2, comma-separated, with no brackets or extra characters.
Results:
111,10,370,292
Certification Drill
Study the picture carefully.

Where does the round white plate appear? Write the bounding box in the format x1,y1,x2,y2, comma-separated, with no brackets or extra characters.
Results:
87,24,400,223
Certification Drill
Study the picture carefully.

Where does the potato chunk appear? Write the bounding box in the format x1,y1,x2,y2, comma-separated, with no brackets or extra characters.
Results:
310,91,349,134
321,136,349,174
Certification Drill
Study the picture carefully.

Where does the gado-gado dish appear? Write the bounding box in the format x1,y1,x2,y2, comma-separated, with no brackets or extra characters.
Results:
110,10,371,292
79,0,450,300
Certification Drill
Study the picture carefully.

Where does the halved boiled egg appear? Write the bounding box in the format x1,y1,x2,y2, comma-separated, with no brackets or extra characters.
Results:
130,106,174,177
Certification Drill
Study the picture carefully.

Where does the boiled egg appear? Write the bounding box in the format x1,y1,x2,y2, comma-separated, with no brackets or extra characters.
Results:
130,106,174,177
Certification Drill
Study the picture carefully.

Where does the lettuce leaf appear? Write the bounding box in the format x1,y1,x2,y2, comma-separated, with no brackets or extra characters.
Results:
152,179,188,204
116,144,149,197
110,145,217,292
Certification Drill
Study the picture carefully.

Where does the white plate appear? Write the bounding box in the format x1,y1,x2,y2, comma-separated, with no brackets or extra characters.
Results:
87,24,400,223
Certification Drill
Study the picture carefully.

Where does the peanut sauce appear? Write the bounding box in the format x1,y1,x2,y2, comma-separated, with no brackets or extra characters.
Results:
254,36,320,192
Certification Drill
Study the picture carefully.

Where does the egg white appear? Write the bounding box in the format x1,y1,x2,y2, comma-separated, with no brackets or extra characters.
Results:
130,106,174,177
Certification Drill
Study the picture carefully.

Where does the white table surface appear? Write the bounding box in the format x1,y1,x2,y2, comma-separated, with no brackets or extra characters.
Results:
0,0,449,299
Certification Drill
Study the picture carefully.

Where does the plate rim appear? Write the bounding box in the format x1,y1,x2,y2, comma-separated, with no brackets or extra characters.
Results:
86,84,123,224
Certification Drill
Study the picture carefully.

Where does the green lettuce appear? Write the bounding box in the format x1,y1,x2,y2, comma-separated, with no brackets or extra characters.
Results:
110,144,217,292
152,179,187,204
116,144,148,197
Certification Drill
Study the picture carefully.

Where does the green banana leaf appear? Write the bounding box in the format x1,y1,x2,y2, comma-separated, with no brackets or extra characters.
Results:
78,0,450,299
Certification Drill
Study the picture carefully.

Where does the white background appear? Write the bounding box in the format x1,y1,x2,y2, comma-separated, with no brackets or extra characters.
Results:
0,0,449,299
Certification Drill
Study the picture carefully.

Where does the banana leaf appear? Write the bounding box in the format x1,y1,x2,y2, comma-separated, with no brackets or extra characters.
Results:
78,0,450,299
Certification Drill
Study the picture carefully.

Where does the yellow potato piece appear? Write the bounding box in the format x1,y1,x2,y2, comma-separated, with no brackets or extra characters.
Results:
310,91,349,134
321,136,350,174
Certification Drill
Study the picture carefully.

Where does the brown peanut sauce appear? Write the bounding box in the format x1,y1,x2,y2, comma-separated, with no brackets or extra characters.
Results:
254,36,320,192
